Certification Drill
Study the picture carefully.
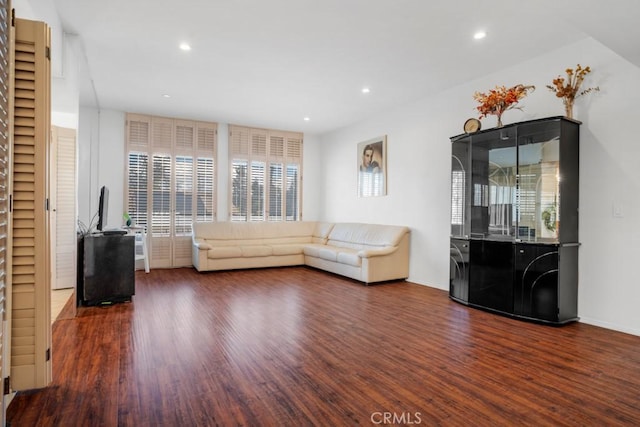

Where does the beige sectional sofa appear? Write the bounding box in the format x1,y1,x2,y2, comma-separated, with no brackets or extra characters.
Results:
192,221,410,284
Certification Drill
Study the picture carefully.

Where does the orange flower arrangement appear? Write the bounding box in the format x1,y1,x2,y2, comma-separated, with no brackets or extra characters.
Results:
473,84,535,127
547,64,599,119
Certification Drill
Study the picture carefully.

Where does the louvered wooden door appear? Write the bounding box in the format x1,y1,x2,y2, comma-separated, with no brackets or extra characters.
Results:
0,0,11,419
11,17,51,391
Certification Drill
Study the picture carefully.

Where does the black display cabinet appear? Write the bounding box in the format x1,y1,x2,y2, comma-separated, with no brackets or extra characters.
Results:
77,234,135,306
449,117,579,324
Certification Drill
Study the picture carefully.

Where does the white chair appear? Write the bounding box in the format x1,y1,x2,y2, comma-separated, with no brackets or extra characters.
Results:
129,227,150,273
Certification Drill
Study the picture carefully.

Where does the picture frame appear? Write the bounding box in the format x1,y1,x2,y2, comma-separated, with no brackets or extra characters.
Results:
357,135,387,197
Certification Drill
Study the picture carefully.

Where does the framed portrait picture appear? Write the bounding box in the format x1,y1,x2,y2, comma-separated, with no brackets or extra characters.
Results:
357,135,387,197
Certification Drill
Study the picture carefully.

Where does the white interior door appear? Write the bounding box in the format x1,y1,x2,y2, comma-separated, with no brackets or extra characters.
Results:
50,126,77,290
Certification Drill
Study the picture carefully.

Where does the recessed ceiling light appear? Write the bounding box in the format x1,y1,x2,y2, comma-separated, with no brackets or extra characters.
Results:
179,42,192,51
303,117,310,122
473,31,486,40
362,87,371,94
162,94,171,98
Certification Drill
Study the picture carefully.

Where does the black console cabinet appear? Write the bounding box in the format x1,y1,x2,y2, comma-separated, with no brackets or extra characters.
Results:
449,117,579,324
77,234,135,306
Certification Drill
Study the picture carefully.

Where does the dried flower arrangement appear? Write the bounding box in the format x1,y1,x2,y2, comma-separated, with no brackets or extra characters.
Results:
547,64,599,119
473,84,535,127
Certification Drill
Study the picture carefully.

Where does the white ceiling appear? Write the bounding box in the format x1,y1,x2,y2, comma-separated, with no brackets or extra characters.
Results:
44,0,640,134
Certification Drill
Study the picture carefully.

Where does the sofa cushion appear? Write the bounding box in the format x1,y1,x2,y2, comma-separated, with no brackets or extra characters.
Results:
337,250,361,267
208,246,243,259
303,244,326,258
314,246,361,266
318,247,338,262
328,223,408,249
241,245,273,257
271,244,305,256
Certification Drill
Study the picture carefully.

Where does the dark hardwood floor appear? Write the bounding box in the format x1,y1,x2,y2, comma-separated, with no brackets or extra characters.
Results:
7,266,640,426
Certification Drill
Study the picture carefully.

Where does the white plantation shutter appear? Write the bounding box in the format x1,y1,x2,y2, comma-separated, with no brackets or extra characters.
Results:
286,164,300,220
52,127,77,290
174,156,193,236
175,120,195,152
231,160,248,221
151,154,171,237
286,134,303,160
250,129,267,157
151,117,173,150
126,114,216,268
250,161,265,221
196,157,214,222
127,114,150,150
229,125,302,221
195,122,217,221
270,135,284,158
197,124,216,152
127,152,148,229
269,163,283,221
230,125,249,156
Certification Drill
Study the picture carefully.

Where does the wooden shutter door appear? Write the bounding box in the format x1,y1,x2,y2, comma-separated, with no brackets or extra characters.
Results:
11,18,51,391
0,0,11,419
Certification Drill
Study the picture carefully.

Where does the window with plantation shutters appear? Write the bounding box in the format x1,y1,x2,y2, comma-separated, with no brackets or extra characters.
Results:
126,114,217,268
229,125,303,221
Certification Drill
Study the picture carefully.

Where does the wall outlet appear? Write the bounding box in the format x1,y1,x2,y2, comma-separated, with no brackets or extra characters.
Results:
613,202,624,218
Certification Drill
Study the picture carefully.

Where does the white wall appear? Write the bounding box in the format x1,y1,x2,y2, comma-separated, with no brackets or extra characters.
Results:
313,37,640,336
77,108,125,230
15,0,80,128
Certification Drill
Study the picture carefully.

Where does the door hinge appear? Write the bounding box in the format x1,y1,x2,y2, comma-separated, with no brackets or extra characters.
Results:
46,46,51,60
45,198,50,211
11,8,15,27
9,194,12,213
46,348,51,361
3,376,10,395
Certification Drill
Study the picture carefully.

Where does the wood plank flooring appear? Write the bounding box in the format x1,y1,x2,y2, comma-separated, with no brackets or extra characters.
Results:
7,266,640,426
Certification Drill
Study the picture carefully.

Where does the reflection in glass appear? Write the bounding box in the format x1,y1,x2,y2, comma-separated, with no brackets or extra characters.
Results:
517,137,560,242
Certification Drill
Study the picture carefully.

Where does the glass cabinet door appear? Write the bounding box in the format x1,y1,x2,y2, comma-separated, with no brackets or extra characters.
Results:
451,137,470,238
470,128,517,240
516,120,561,243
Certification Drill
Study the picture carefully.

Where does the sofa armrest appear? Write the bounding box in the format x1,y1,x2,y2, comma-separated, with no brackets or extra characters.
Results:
358,246,397,258
192,237,212,251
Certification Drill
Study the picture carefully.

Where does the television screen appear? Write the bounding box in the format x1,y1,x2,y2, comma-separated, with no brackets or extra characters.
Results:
97,186,109,231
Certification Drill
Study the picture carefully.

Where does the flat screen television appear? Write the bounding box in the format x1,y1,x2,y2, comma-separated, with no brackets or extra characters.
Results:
97,185,109,231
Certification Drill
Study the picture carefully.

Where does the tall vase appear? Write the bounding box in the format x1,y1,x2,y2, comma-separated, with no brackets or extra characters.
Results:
564,98,574,119
495,113,503,128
